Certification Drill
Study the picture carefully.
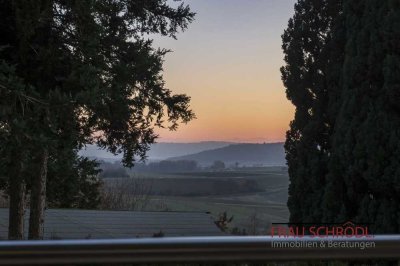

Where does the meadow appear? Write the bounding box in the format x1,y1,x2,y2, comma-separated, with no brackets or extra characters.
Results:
103,166,289,234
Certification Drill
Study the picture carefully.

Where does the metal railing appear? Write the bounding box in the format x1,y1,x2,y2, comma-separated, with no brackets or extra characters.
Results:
0,235,399,265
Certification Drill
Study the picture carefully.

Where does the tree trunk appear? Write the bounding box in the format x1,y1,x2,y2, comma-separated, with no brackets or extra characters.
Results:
8,154,26,240
28,148,48,240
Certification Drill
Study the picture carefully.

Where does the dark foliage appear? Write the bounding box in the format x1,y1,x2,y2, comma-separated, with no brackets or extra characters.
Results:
282,0,400,233
281,0,343,224
0,0,195,238
326,0,400,232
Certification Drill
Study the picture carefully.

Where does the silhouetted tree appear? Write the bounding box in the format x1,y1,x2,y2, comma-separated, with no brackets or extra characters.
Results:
0,0,194,239
211,160,225,171
325,0,400,232
283,0,400,234
281,0,343,224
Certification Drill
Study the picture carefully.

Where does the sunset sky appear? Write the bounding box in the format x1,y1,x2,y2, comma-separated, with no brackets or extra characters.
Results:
154,0,297,143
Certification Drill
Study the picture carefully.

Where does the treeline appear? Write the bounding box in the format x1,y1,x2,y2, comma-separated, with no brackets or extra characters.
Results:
99,159,233,177
134,160,198,173
99,160,199,177
282,0,400,232
98,161,129,178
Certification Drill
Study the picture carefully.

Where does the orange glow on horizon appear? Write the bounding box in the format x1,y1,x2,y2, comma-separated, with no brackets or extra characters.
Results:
152,0,296,143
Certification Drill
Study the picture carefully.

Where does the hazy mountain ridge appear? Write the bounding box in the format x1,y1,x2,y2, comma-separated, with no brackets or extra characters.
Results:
79,141,233,161
167,142,286,166
145,141,234,159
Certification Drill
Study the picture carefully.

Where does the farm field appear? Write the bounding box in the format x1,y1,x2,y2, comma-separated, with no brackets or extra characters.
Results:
103,167,289,234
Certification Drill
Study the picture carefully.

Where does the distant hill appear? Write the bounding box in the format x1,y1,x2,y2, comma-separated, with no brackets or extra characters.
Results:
79,141,233,162
167,142,286,166
145,141,233,160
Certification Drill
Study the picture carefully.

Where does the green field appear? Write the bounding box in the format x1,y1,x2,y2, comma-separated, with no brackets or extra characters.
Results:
111,167,290,234
105,167,289,234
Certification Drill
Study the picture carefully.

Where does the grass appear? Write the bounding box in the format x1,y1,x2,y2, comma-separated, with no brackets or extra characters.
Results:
103,167,289,233
130,167,291,233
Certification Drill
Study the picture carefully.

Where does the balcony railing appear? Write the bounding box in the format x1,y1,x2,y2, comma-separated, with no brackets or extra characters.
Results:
0,235,399,265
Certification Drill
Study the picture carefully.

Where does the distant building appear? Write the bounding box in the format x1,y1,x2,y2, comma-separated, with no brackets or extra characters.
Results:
0,209,224,239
